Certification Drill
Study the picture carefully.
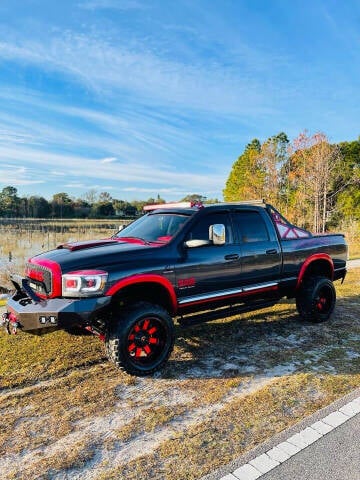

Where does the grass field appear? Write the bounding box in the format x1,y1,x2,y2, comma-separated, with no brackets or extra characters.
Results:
0,264,359,480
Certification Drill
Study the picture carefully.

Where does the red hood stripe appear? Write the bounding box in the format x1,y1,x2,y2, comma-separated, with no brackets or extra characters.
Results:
58,239,119,251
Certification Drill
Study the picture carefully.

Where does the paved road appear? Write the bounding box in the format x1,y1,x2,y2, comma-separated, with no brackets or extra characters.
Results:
262,413,360,480
348,258,360,269
203,390,360,480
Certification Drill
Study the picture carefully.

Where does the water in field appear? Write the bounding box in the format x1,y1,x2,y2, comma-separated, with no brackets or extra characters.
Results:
0,219,124,289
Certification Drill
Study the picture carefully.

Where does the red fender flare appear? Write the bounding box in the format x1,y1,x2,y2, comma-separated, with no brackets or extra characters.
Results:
296,253,334,289
105,274,178,313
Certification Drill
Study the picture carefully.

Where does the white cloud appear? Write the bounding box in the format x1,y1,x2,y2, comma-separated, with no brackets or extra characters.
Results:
0,11,285,201
64,182,87,188
0,128,34,144
0,32,277,117
0,144,226,194
2,179,45,186
50,171,67,176
0,165,45,187
79,0,144,11
100,157,117,164
0,88,204,162
90,185,115,190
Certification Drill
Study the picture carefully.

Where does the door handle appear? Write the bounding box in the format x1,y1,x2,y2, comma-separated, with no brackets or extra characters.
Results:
266,249,278,255
224,254,239,260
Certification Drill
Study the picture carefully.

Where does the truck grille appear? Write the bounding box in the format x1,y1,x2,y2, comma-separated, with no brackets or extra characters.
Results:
25,263,53,296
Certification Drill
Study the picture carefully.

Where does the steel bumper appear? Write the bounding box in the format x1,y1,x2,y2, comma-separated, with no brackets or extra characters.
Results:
5,295,112,334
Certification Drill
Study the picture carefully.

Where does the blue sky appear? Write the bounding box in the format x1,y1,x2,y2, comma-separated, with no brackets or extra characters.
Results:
0,0,359,201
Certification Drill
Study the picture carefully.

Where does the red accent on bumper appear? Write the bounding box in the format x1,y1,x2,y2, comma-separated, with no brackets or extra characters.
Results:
27,258,62,298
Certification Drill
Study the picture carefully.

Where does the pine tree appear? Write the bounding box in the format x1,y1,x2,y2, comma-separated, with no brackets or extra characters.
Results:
223,139,262,201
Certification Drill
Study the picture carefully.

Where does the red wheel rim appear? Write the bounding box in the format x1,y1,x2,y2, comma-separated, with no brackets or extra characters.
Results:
127,317,165,364
315,285,333,315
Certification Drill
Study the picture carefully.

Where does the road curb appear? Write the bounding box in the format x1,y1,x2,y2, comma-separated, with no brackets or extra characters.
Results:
201,386,360,480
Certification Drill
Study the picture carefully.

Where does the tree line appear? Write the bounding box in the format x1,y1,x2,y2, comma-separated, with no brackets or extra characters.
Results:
0,188,214,219
1,131,359,231
224,132,360,232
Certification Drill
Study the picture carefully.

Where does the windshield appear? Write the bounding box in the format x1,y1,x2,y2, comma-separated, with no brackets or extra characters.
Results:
115,213,191,243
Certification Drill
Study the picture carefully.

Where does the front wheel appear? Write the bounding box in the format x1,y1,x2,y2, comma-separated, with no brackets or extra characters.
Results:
105,302,175,376
296,276,336,323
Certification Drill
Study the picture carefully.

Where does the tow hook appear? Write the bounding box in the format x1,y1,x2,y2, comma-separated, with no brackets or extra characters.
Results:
0,312,21,335
84,325,106,342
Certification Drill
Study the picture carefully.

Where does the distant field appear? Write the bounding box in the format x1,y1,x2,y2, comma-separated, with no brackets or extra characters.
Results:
0,218,130,289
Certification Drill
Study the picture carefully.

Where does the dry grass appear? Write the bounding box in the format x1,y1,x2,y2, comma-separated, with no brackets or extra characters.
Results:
349,242,360,259
0,329,104,389
109,373,360,480
0,268,359,479
338,218,360,259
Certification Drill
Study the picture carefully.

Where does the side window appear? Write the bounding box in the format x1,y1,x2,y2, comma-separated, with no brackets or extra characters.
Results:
232,211,269,243
187,212,232,244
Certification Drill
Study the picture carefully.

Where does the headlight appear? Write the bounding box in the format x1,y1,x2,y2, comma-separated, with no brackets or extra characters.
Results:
62,270,108,297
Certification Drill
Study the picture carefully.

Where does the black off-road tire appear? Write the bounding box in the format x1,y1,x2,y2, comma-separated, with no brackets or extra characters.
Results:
105,302,175,376
296,276,336,323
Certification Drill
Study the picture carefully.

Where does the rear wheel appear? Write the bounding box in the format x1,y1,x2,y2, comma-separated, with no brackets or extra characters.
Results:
296,276,336,323
105,302,175,376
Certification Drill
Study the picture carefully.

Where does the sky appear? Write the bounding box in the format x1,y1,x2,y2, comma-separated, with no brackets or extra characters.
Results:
0,0,359,202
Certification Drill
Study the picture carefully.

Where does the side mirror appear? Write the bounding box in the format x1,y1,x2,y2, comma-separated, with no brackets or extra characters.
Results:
209,224,226,245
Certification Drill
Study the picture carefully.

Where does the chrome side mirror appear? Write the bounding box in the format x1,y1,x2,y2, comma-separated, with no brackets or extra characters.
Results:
209,224,226,245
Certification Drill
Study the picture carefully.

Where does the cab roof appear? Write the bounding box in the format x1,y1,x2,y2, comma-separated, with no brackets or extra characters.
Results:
144,199,267,214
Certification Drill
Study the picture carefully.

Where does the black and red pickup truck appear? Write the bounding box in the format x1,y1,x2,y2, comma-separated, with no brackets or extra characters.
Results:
2,200,347,376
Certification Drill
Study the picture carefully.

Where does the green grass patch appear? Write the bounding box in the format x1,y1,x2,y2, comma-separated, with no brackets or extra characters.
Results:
0,329,105,389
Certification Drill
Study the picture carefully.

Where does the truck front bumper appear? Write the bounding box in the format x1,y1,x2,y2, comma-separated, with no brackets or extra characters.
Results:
3,293,112,334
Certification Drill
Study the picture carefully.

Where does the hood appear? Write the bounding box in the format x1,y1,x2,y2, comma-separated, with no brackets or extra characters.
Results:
58,238,120,251
33,238,157,273
57,236,154,251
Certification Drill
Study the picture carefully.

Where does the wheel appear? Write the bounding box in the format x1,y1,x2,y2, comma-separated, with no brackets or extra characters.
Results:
105,302,175,376
296,276,336,323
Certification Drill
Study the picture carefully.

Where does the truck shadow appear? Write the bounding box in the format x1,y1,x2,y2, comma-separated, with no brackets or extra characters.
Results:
162,294,360,379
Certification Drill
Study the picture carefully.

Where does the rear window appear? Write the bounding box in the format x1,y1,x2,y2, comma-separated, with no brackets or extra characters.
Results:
232,211,269,243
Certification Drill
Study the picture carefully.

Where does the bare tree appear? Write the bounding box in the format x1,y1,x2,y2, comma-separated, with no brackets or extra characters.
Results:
290,132,343,232
258,133,289,206
82,189,98,205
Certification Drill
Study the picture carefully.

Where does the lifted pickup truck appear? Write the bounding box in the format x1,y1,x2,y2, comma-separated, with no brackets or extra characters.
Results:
2,200,347,376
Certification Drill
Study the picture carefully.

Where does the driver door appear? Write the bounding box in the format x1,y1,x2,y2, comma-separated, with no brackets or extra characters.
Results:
175,211,241,302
